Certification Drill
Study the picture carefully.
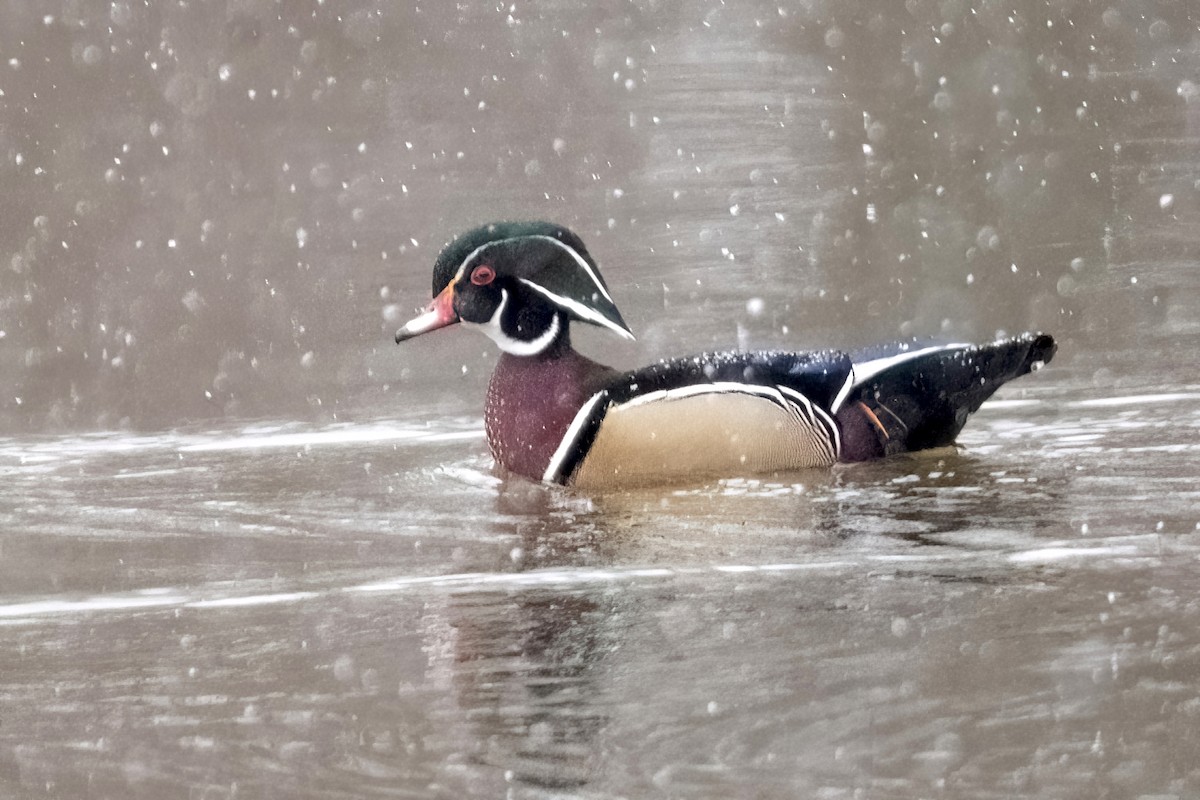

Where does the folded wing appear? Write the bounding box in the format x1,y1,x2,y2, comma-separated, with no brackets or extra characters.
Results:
546,350,853,487
836,333,1057,460
545,334,1056,486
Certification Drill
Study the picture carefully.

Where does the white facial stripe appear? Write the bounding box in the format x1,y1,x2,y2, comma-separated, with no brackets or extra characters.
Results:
518,278,635,340
543,391,607,483
453,239,494,283
851,343,969,387
451,233,616,306
462,289,561,356
526,235,615,305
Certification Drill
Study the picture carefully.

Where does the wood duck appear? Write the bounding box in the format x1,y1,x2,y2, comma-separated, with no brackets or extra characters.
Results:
395,221,1057,489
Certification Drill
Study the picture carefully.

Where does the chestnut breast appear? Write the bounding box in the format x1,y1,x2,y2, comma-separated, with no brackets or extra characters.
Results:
484,350,616,481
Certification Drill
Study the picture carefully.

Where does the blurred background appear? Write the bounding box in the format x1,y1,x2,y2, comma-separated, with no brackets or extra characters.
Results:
3,0,1196,433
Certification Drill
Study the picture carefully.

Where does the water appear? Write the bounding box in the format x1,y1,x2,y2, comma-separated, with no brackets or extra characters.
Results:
3,2,1200,798
3,390,1199,798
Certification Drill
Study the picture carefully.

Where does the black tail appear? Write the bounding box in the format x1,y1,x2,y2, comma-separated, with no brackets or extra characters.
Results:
836,333,1057,461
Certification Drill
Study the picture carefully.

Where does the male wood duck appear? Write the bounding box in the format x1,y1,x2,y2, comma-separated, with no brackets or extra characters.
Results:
395,221,1057,489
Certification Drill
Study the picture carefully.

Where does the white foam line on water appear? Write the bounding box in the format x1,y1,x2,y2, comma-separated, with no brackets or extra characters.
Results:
0,565,811,620
1072,392,1200,408
114,468,199,480
0,433,178,460
0,541,1159,622
185,592,321,609
178,425,483,453
421,431,488,443
346,562,858,594
867,553,972,563
981,399,1043,409
1007,545,1141,563
0,594,187,618
0,588,325,620
1118,444,1200,453
1,421,486,463
346,567,675,593
754,562,859,572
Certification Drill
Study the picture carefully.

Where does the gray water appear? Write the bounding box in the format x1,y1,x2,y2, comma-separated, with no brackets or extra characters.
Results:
3,2,1200,798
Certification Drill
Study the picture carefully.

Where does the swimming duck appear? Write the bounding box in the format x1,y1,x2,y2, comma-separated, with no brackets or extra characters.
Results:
394,221,1056,488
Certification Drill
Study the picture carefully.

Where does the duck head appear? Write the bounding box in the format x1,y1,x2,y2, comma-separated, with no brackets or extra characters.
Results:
394,221,634,356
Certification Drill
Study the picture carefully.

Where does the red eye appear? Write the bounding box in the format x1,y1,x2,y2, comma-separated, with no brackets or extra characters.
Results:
470,265,495,286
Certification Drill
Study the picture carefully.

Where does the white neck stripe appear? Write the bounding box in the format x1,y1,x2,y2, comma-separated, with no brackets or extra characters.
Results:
463,289,561,356
453,239,494,283
451,233,616,307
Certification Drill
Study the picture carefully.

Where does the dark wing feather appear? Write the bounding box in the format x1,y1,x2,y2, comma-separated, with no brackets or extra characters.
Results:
839,333,1057,459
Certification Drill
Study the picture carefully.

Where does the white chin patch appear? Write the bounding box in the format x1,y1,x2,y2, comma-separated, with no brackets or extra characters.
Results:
465,289,561,356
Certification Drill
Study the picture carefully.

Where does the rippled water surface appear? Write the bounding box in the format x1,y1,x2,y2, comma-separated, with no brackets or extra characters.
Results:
3,1,1200,798
3,385,1200,799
